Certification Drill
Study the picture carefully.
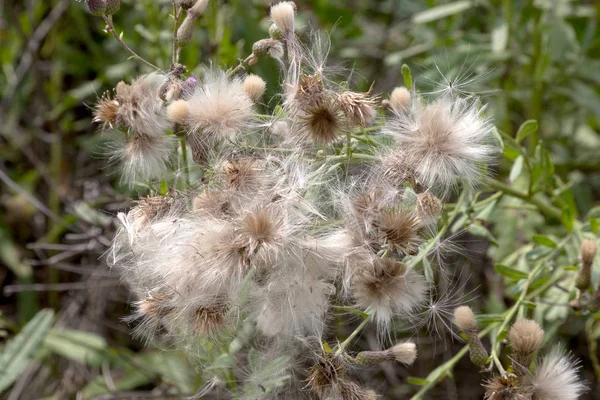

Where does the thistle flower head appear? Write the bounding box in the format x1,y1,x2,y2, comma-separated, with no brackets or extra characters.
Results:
252,38,285,60
531,347,587,400
305,353,347,397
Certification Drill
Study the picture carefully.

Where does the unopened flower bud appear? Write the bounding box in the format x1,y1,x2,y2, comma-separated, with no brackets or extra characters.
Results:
389,87,411,111
581,239,597,267
454,306,488,366
577,239,597,291
243,74,266,102
188,0,209,18
252,38,284,60
508,319,544,375
176,16,196,46
87,0,107,16
105,0,120,15
176,0,196,9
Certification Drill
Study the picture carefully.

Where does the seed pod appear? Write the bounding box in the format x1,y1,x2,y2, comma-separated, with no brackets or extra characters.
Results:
105,0,120,15
252,38,284,59
87,0,107,16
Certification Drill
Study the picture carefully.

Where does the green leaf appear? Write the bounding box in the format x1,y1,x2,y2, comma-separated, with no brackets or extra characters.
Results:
590,218,599,234
0,309,54,392
516,120,538,143
43,329,108,368
0,228,32,279
322,342,332,354
496,329,508,342
494,264,529,280
412,1,472,24
532,234,557,248
401,64,413,90
509,155,524,183
407,377,430,386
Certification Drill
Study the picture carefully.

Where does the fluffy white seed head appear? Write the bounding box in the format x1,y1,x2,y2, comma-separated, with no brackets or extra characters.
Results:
270,2,295,36
383,96,495,195
113,73,172,137
181,69,254,163
531,347,587,400
454,305,477,332
390,342,417,365
352,258,427,333
110,135,175,184
243,74,267,102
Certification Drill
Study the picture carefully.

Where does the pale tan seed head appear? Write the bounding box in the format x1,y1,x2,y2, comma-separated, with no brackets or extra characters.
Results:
93,92,120,130
509,319,544,356
389,87,411,111
166,100,190,124
390,342,417,365
243,74,267,102
454,305,477,332
270,2,295,36
377,208,421,255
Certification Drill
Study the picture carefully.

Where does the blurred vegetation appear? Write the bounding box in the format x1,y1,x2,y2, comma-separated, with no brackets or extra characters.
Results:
1,0,600,398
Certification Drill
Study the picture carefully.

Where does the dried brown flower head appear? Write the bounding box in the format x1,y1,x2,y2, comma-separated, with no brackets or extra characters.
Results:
305,353,347,397
337,88,379,127
484,374,530,400
194,301,228,334
300,102,343,143
377,208,421,255
130,194,185,225
241,208,283,252
93,92,120,130
222,158,265,192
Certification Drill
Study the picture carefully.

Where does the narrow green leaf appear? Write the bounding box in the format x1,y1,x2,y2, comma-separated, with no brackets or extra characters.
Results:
523,301,537,309
322,342,332,354
532,234,557,248
401,64,413,90
494,264,529,280
407,377,430,386
43,329,108,367
516,120,538,143
412,1,472,24
496,329,508,342
0,309,54,392
509,155,524,183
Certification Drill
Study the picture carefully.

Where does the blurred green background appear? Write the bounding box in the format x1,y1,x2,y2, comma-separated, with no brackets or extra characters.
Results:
1,0,600,398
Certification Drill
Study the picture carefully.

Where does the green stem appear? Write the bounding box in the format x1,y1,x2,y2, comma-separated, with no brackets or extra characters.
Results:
482,176,562,220
180,137,189,187
335,311,371,355
103,16,161,71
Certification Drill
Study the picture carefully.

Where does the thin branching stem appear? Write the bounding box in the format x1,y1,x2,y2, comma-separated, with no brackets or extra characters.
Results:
103,15,161,71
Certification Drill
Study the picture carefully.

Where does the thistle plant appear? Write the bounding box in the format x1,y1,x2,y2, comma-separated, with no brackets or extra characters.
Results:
74,0,593,398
